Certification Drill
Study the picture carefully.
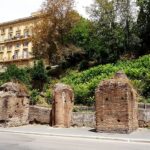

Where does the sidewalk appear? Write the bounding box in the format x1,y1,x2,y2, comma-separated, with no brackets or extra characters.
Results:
0,125,150,143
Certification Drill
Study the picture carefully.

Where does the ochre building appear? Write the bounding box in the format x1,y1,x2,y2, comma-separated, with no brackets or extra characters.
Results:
0,13,39,69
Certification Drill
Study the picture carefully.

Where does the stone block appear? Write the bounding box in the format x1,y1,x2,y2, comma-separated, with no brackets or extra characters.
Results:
29,106,51,124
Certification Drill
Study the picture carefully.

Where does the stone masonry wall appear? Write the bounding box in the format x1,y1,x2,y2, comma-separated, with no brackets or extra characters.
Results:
71,112,95,127
29,106,51,124
29,104,150,128
138,104,150,128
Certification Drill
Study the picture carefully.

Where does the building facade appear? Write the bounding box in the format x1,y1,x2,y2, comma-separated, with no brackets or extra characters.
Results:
0,13,39,68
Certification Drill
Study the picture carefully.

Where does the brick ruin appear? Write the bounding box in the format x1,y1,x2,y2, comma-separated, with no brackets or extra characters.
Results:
0,75,141,132
95,71,139,133
51,83,74,128
0,82,74,128
0,82,29,127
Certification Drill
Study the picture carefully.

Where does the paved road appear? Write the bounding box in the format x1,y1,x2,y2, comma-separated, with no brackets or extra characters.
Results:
0,132,150,150
1,125,150,143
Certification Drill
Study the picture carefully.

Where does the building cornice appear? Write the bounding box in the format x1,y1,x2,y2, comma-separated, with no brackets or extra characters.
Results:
0,16,39,27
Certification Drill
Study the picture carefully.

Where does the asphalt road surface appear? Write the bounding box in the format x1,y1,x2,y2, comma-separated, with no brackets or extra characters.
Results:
0,132,149,150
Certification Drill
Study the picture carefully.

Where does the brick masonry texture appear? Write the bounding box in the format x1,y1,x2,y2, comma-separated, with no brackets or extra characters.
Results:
51,83,74,128
0,81,149,130
0,82,29,127
95,71,139,133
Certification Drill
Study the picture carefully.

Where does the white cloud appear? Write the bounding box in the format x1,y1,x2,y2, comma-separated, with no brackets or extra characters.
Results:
0,0,43,22
0,0,94,23
75,0,94,18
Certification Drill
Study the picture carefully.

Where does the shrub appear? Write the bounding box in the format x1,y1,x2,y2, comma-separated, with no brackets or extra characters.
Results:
29,89,40,105
60,54,150,105
78,60,89,71
0,64,30,86
45,89,52,104
31,60,48,91
47,65,62,78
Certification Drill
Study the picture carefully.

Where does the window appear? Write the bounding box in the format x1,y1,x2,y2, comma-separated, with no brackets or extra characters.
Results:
0,53,3,60
23,41,28,47
0,35,4,42
16,32,21,38
16,28,21,38
7,45,12,51
1,29,5,35
16,43,20,48
7,51,11,60
14,50,19,59
8,33,13,39
24,31,29,37
2,46,4,50
24,28,29,38
0,45,5,51
22,49,28,58
9,27,13,33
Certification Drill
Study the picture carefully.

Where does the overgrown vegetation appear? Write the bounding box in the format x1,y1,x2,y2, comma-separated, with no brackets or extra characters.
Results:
0,60,50,106
0,64,30,86
31,60,48,91
61,55,150,105
32,0,150,69
0,55,149,106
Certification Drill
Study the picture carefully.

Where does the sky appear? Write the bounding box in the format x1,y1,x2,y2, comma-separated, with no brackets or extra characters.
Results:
0,0,94,23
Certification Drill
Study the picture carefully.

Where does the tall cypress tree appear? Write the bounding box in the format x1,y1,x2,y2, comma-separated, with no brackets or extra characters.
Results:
137,0,150,54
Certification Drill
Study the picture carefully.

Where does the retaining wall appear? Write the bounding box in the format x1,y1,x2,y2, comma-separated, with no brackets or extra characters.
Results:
29,104,150,128
29,106,51,124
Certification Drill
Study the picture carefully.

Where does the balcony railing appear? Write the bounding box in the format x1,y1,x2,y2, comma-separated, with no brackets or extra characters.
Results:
0,35,31,44
0,56,33,63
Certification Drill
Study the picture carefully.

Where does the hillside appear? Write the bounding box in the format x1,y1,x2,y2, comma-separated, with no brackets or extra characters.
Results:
60,55,150,105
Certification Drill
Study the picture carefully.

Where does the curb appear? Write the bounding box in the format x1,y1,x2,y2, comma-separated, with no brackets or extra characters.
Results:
0,129,150,144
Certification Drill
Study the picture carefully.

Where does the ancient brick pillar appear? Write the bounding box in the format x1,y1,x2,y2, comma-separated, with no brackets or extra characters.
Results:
95,71,138,133
51,83,74,128
0,82,29,127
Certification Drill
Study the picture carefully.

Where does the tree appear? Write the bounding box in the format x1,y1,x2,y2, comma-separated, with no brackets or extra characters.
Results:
87,0,123,63
31,60,48,91
137,0,150,55
32,0,81,65
67,18,91,48
87,0,139,63
115,0,139,54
